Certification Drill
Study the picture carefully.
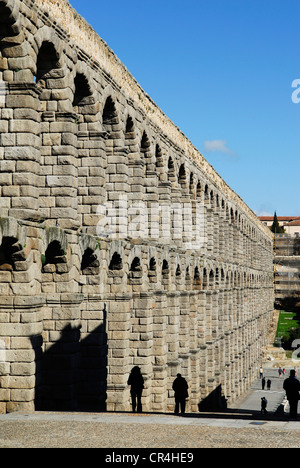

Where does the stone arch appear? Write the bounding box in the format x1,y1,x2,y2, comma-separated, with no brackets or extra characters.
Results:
209,269,214,290
109,251,123,271
128,256,142,283
140,130,152,174
0,0,21,42
44,240,65,264
148,256,157,283
193,266,201,290
130,257,142,272
178,163,186,188
73,72,92,108
102,95,119,128
155,143,163,167
0,236,21,271
81,247,100,275
162,259,170,280
168,156,176,182
203,268,208,289
125,115,135,139
196,181,203,199
176,263,182,277
35,41,61,83
189,172,195,197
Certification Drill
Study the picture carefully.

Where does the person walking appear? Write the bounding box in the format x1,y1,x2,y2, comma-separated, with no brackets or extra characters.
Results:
262,377,266,390
283,370,300,420
261,397,268,415
267,379,272,390
172,373,189,415
127,366,144,413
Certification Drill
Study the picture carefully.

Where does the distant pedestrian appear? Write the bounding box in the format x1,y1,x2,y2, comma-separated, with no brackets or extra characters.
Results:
278,367,283,377
262,377,266,390
283,370,300,420
261,397,268,414
267,379,272,390
259,368,263,379
128,366,144,413
172,373,189,415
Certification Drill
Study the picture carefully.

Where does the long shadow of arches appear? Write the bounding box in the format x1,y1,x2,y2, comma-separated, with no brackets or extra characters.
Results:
31,308,107,412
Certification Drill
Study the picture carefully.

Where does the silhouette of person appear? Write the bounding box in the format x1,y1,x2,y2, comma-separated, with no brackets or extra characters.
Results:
262,377,266,390
127,366,144,413
261,397,268,414
267,379,272,390
172,373,189,415
283,370,300,420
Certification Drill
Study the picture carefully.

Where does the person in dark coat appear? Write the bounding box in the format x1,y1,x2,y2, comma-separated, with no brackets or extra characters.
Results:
128,366,144,413
283,370,300,420
172,373,189,415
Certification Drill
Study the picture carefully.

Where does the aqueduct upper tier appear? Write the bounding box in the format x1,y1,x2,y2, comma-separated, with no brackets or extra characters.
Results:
0,0,274,413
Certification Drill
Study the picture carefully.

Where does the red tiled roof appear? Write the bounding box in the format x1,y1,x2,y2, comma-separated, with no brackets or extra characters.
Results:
286,220,300,226
258,216,300,221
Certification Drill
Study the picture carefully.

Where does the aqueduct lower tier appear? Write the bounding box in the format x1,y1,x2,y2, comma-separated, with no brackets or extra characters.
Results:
0,0,274,413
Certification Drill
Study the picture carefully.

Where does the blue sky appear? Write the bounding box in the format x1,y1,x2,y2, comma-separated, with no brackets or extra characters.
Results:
69,0,300,217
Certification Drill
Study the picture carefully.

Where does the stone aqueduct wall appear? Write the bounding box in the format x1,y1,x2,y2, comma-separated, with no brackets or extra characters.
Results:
0,0,274,413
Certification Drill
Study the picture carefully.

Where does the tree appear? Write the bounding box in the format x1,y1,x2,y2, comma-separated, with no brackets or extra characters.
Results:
270,211,285,234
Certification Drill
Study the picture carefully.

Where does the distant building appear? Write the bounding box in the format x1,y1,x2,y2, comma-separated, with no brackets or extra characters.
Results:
259,216,300,237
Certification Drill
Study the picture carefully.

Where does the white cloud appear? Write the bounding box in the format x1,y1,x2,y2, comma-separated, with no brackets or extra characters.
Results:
204,139,237,157
254,210,273,217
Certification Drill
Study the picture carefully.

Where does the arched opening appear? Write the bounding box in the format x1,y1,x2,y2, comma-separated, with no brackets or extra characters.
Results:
203,268,208,289
168,157,175,182
148,257,157,283
0,2,19,41
186,266,191,283
125,116,134,137
155,144,163,167
103,96,118,128
81,248,100,275
42,241,66,272
109,252,123,271
129,257,142,283
209,270,214,290
189,173,194,196
176,264,181,277
162,260,169,279
0,236,19,271
141,131,150,154
73,73,92,108
178,164,186,187
35,41,60,84
130,257,141,272
193,266,201,290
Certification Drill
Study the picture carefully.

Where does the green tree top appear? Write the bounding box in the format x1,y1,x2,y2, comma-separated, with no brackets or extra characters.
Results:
270,211,285,234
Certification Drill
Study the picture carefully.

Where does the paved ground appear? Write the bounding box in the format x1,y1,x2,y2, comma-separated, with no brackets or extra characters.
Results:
0,368,300,449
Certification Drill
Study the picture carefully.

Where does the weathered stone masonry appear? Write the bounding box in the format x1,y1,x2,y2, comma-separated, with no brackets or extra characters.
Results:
0,0,274,414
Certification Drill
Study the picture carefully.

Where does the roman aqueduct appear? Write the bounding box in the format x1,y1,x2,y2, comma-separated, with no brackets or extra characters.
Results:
0,0,274,413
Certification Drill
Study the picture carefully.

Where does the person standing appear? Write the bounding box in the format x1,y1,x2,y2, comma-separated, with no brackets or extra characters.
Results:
128,366,144,413
283,370,300,420
172,373,189,415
